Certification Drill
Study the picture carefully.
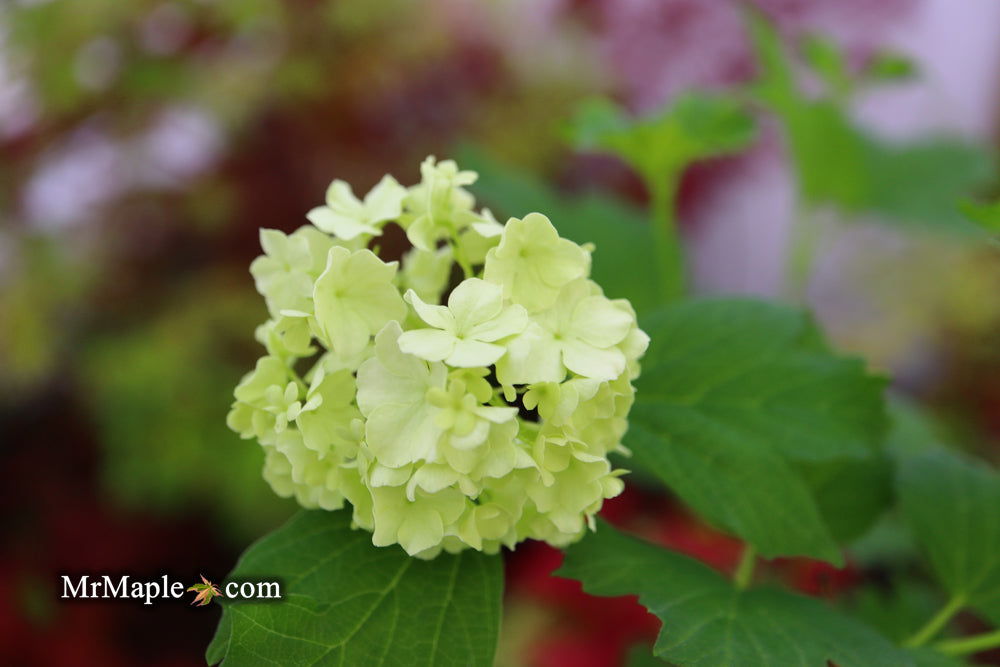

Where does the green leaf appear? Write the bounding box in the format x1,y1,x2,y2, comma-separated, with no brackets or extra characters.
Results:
746,10,992,229
851,577,948,644
897,450,1000,617
566,94,756,183
801,34,852,99
864,51,918,82
207,510,503,666
559,523,911,666
797,454,892,543
628,298,887,562
863,140,993,233
458,145,663,314
959,198,1000,232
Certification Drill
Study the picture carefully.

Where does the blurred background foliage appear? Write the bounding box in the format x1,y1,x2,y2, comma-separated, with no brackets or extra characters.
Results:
3,0,1000,665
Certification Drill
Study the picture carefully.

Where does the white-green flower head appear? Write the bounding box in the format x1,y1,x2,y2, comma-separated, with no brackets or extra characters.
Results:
483,212,591,313
307,175,406,241
231,156,648,559
400,278,528,368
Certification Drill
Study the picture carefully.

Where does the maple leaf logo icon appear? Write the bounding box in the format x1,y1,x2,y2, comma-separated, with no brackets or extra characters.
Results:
187,575,224,606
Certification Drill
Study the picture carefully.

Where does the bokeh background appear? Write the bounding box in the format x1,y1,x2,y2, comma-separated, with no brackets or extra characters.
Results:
3,0,1000,665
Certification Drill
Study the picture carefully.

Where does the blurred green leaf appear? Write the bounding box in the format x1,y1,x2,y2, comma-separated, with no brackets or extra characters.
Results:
865,51,919,82
566,94,756,184
560,522,910,666
746,10,993,231
82,278,290,541
208,510,503,666
959,198,1000,232
802,34,852,99
851,578,949,645
628,298,888,562
864,140,993,233
898,450,1000,618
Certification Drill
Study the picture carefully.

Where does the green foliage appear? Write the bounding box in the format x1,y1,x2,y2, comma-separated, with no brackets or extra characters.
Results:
565,94,756,298
82,280,290,542
898,450,1000,618
746,10,993,231
960,198,1000,232
801,34,852,100
864,51,919,82
207,510,503,667
566,94,756,185
560,522,910,666
627,298,888,562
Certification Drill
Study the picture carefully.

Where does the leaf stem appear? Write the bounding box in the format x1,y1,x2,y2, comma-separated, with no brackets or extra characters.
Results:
784,201,820,303
935,628,1000,656
734,544,757,590
647,173,686,302
903,594,966,648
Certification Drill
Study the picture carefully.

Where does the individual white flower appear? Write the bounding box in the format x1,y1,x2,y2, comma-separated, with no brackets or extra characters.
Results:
294,366,361,457
402,156,480,251
497,279,633,384
398,245,455,305
483,212,591,312
399,278,527,367
370,484,468,557
313,247,406,359
426,375,518,451
306,175,406,240
356,322,447,468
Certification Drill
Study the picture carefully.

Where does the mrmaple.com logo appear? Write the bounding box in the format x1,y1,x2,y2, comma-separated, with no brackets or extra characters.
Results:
60,574,281,606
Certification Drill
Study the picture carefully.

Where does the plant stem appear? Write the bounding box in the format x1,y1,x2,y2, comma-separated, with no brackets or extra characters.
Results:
783,201,820,303
903,595,966,648
453,242,474,279
734,544,757,590
935,629,1000,656
647,174,686,302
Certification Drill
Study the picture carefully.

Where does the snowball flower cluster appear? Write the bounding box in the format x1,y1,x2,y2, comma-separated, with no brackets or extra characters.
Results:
228,157,648,558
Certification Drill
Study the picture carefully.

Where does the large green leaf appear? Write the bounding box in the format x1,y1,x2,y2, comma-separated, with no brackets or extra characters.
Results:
629,298,888,562
797,454,892,543
207,510,503,666
559,523,911,666
897,450,1000,618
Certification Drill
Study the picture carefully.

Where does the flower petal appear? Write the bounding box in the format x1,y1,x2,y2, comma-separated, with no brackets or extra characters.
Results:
398,329,457,362
467,304,528,342
447,278,503,332
569,295,632,348
362,174,406,223
446,339,505,368
404,289,454,330
561,339,626,381
307,207,379,240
